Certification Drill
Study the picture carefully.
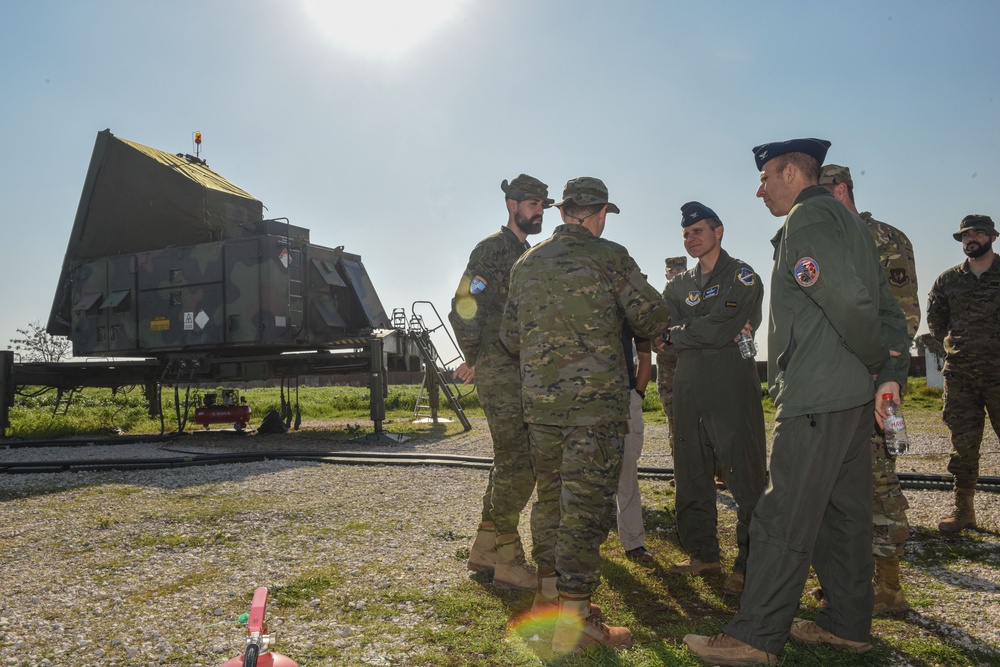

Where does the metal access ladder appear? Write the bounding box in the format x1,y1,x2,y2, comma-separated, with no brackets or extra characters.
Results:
392,302,472,431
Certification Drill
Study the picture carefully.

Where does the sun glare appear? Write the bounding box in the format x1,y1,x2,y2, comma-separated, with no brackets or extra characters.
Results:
301,0,468,60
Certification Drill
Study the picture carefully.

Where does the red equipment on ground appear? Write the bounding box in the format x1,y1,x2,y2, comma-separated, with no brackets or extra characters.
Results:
194,389,252,431
220,587,298,667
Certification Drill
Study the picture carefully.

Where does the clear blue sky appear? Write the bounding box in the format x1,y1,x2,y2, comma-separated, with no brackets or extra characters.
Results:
2,1,998,361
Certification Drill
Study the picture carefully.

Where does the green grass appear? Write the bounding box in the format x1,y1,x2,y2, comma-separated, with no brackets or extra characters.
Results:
7,383,486,439
6,375,990,666
8,376,943,440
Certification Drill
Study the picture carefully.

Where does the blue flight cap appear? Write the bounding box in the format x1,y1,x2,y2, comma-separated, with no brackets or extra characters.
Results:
680,201,720,227
752,138,832,171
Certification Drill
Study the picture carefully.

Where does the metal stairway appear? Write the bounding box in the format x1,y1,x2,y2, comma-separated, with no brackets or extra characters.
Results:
392,302,472,431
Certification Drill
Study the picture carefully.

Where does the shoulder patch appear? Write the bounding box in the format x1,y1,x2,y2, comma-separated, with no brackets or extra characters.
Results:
469,275,488,294
887,268,910,288
738,267,756,286
685,290,701,306
704,285,720,298
793,257,819,288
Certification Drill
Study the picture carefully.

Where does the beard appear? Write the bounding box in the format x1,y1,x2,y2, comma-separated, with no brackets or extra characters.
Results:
515,213,543,236
964,238,993,259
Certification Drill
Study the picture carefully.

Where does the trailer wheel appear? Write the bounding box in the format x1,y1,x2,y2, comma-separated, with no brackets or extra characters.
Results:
234,422,245,432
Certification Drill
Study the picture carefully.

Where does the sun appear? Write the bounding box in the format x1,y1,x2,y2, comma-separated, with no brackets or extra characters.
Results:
301,0,469,60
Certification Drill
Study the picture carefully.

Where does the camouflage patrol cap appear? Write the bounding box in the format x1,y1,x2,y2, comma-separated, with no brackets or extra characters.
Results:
680,201,720,227
501,174,554,207
819,164,853,188
665,256,687,271
752,138,831,171
553,177,620,214
953,214,997,241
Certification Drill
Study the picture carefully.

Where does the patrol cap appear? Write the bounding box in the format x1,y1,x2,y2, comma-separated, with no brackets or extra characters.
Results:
953,214,997,241
819,164,853,188
665,256,687,271
501,174,554,207
552,177,620,214
752,138,832,171
680,201,720,227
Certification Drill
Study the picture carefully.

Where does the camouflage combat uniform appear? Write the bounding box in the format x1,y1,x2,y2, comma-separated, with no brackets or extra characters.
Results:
656,257,687,453
664,249,766,574
654,342,678,452
863,212,920,559
449,226,534,535
500,223,669,597
926,253,1000,492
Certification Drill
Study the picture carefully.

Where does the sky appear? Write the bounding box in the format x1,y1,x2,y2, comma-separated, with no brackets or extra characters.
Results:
2,0,998,365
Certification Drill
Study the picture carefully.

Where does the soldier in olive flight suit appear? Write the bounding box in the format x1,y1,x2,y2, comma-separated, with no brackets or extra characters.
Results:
820,164,919,614
500,177,669,655
685,139,909,665
662,202,766,597
449,174,552,590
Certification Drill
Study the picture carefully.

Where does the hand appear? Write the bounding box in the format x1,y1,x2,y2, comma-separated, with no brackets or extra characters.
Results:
733,320,753,343
874,381,901,429
453,363,475,384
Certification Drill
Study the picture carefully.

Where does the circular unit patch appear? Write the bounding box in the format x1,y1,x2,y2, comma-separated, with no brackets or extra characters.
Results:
793,257,819,287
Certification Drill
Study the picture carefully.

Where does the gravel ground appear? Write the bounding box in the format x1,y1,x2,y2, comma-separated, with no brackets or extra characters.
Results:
1,415,998,666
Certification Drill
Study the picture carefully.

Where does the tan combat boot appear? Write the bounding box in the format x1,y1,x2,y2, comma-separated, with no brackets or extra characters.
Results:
938,489,977,532
492,533,536,590
551,596,631,655
684,633,777,665
467,521,496,573
789,618,871,653
530,568,601,619
873,556,910,614
668,557,722,575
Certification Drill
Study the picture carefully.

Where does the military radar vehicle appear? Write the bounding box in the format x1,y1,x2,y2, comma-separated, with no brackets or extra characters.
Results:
47,129,399,365
0,130,473,438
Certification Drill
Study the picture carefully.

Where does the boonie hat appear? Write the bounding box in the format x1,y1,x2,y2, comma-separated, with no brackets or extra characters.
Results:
552,177,620,214
680,201,720,228
819,164,853,188
665,256,687,271
953,214,997,241
752,138,832,171
501,174,554,207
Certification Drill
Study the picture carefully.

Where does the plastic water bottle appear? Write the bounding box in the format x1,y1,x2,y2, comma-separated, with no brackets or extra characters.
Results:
882,393,910,456
737,333,756,359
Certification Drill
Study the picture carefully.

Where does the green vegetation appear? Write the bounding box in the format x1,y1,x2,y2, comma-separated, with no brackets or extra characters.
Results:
8,376,943,440
212,483,994,667
7,383,485,439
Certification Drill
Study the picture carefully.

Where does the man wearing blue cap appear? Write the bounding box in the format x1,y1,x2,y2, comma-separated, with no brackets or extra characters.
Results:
661,201,766,597
685,140,909,665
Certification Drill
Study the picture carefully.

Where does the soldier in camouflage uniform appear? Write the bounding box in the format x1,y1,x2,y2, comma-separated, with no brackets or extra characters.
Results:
500,177,669,654
820,164,919,613
449,174,553,590
927,214,1000,534
662,202,766,597
656,257,687,454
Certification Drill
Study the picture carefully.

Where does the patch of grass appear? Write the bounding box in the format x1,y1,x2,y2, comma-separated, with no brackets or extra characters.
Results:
906,526,1000,568
131,566,224,603
7,384,479,439
268,569,345,608
131,532,204,549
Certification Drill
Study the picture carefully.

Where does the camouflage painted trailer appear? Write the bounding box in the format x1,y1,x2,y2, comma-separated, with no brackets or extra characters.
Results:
47,130,401,365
